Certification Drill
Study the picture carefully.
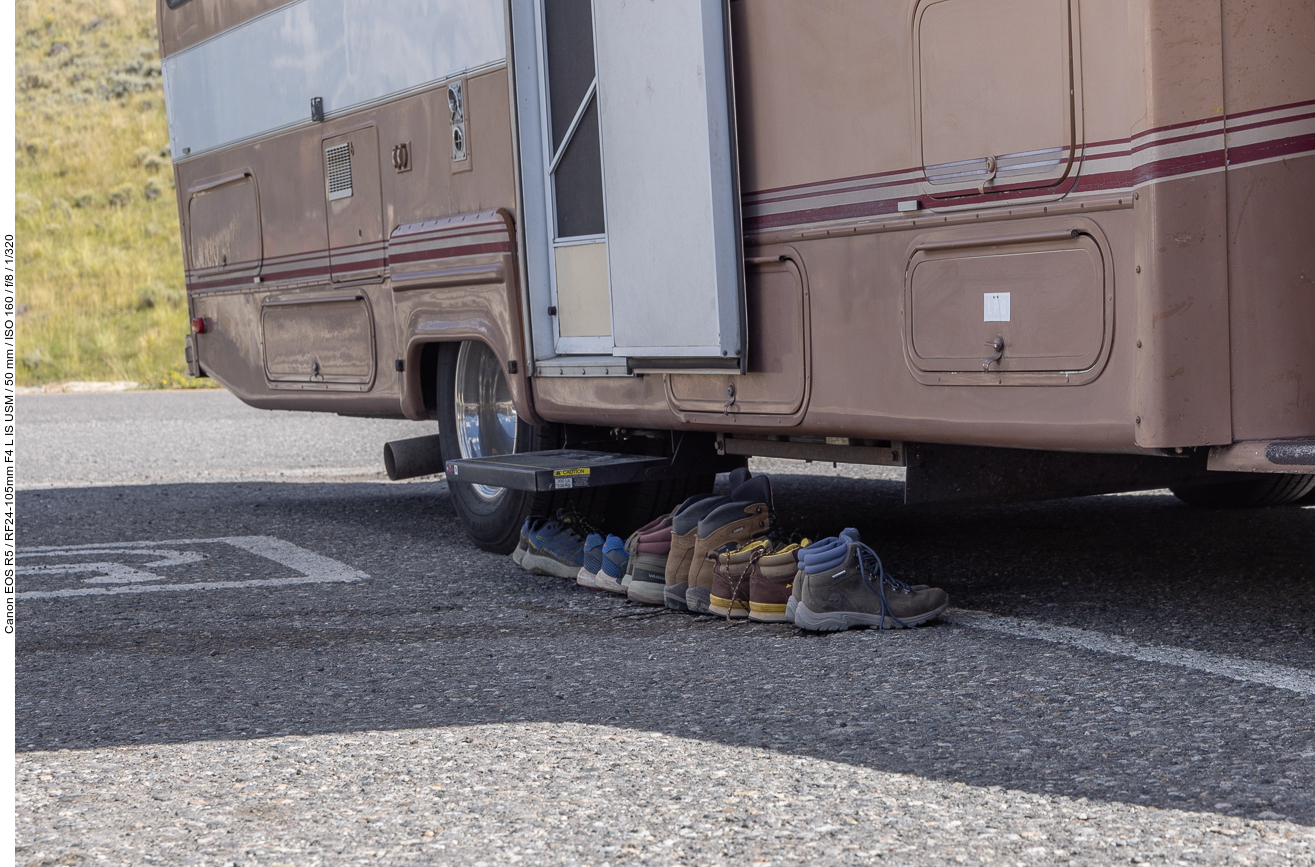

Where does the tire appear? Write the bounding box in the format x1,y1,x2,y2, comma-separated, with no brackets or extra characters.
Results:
605,472,717,534
436,341,714,552
1170,473,1315,508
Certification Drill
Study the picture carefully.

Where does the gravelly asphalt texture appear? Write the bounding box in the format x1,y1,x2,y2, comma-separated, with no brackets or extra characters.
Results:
15,392,1315,866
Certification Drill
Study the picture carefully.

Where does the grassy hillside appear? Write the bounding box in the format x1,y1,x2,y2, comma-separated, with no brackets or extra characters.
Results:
15,0,214,388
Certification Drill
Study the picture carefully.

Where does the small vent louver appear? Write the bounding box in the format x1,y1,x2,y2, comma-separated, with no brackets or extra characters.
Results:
325,143,353,201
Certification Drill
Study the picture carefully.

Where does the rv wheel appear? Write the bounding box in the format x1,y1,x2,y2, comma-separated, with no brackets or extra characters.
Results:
436,341,601,553
436,341,719,551
1169,473,1315,508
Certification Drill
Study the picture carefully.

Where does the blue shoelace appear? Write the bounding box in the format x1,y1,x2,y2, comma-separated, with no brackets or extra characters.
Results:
852,541,915,631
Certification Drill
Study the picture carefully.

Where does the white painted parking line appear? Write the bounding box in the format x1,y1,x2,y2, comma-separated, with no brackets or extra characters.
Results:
18,536,369,599
946,609,1315,697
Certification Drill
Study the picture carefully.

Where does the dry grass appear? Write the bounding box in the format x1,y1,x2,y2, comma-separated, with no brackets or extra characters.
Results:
15,0,215,388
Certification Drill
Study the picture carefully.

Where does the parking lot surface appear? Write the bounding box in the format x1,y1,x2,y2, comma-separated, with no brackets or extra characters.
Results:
16,391,1315,866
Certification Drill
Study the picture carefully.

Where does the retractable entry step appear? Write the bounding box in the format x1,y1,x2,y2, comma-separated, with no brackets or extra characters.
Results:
445,450,672,492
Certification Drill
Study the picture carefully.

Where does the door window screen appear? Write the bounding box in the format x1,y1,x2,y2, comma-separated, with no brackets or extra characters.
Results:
543,0,605,238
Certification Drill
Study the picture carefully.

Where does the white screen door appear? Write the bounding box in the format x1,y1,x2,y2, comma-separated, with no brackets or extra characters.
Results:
593,0,743,367
521,0,743,367
535,0,612,355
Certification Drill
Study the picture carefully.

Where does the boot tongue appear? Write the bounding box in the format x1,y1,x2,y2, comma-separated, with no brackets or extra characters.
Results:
672,495,728,535
673,492,711,516
729,474,773,508
840,527,861,543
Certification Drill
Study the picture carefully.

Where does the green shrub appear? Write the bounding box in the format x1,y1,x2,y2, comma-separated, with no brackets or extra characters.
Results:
14,0,217,389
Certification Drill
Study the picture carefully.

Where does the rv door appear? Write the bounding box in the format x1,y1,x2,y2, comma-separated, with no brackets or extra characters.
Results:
511,0,744,371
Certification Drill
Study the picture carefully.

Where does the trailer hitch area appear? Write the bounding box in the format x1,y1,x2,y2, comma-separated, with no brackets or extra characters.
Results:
982,334,1005,370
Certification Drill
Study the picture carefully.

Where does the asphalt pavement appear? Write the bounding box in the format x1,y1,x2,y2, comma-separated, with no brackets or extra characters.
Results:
15,390,1315,866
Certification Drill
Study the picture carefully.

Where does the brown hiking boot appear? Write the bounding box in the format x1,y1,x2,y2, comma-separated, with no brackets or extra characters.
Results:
748,540,808,623
795,537,948,632
708,540,772,618
663,494,730,611
686,475,773,614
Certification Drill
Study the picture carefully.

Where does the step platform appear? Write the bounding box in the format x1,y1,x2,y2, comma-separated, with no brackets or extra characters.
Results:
444,450,672,492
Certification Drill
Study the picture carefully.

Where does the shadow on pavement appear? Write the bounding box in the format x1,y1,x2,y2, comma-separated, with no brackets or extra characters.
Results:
16,476,1315,826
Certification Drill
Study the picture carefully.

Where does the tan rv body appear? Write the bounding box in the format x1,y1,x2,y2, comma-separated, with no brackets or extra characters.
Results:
160,1,1315,469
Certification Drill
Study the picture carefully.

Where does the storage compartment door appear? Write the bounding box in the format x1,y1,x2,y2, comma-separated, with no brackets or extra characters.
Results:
916,0,1078,200
902,224,1113,386
669,257,808,415
593,0,744,367
323,127,385,283
262,294,376,391
187,173,261,282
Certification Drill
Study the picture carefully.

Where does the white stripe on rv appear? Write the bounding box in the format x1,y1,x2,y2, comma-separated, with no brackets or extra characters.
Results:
163,0,506,159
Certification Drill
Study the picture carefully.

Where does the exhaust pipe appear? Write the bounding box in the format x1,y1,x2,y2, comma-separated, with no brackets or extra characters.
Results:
383,434,445,481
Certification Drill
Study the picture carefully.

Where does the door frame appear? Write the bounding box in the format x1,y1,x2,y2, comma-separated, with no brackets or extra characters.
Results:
530,0,614,356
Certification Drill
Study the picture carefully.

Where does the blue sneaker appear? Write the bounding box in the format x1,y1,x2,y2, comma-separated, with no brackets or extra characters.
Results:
577,534,605,588
521,512,592,579
511,516,548,567
594,535,630,594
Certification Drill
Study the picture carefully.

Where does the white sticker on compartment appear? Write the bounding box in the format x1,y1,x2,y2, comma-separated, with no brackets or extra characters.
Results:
984,292,1011,322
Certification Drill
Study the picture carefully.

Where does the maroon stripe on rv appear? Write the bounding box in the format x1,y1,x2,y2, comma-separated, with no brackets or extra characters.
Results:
747,173,925,208
387,242,512,264
189,242,511,289
918,175,1081,207
334,257,387,271
1224,96,1315,123
744,198,902,231
185,258,262,280
187,263,333,292
745,100,1309,203
744,164,935,199
1228,131,1315,166
748,103,1303,206
746,177,1084,231
390,236,510,255
1070,149,1228,193
1226,110,1315,138
1129,129,1224,156
390,223,507,244
328,241,387,255
746,133,1312,232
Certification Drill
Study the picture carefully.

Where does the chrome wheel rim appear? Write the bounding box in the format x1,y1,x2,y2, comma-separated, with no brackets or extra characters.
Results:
454,341,518,501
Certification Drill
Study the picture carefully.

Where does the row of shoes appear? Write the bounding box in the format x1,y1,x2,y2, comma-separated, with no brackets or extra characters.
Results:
511,468,949,632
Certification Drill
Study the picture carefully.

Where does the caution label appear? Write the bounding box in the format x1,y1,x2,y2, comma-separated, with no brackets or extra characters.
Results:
553,468,591,478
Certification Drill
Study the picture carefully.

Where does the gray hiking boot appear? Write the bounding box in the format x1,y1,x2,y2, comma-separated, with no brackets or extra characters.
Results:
786,529,858,623
795,537,947,632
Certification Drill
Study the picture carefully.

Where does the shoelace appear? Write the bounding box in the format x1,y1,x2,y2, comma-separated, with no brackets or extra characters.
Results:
711,543,768,622
762,509,790,546
852,541,915,631
555,509,602,541
767,539,809,558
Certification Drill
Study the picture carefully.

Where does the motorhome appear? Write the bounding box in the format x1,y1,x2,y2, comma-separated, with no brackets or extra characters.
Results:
159,0,1315,551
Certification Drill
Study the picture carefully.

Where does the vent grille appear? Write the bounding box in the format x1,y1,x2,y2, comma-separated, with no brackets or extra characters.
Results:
325,143,353,201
